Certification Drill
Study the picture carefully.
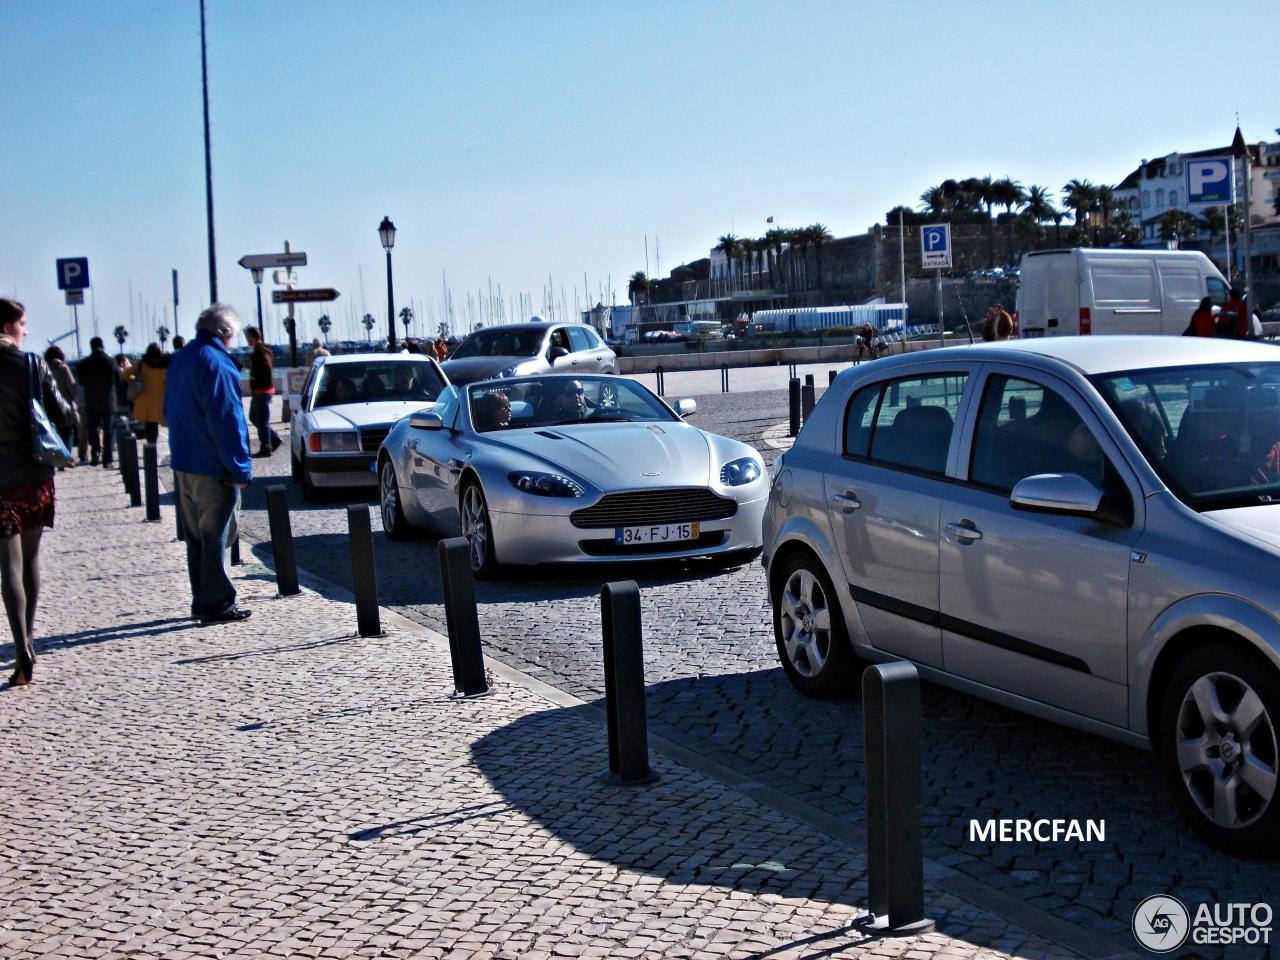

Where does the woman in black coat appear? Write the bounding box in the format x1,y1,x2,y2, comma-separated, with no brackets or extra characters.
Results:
0,299,72,687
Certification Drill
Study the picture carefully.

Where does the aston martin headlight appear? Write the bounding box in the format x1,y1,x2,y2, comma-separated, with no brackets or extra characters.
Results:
311,431,360,453
720,456,763,486
508,471,584,497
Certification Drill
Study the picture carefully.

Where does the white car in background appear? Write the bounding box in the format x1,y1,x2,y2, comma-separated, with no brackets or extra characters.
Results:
289,353,448,501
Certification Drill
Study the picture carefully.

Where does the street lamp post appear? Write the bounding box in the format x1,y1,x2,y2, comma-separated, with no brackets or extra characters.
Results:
379,216,397,351
251,267,265,343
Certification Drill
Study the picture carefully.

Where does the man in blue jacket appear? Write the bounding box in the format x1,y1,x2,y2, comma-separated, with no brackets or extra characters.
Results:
165,304,253,624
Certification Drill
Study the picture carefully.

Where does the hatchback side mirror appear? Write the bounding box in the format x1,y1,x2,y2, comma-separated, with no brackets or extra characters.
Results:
1009,473,1102,515
409,411,445,431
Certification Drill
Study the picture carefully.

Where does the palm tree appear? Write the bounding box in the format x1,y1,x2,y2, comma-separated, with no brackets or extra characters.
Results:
114,325,128,349
1110,210,1141,247
716,234,741,293
627,271,650,305
804,224,834,290
157,325,170,350
919,185,948,218
990,177,1026,263
317,314,332,343
399,305,414,338
361,313,375,343
1062,179,1098,238
974,175,997,266
1201,206,1225,257
764,227,789,291
1157,210,1199,247
1095,184,1115,244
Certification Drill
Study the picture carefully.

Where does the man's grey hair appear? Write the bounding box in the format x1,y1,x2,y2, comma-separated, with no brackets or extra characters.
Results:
196,303,241,340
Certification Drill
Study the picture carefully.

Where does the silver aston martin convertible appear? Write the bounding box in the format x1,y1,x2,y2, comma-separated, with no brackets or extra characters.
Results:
376,374,767,575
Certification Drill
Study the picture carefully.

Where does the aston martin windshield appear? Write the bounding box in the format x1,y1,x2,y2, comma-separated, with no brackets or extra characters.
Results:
467,376,677,431
1094,362,1280,510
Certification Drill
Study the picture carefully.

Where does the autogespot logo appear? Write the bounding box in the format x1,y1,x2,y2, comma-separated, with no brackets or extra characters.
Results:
1133,895,1190,953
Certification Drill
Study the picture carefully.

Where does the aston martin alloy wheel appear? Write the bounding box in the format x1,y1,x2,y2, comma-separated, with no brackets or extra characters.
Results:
379,460,413,541
460,481,497,577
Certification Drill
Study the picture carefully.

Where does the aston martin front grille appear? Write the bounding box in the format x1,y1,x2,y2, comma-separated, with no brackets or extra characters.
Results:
570,487,737,529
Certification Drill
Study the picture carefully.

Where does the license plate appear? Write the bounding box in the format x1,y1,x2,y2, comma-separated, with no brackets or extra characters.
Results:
615,521,700,545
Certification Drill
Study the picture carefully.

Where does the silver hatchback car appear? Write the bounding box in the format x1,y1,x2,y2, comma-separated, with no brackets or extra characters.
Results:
763,336,1280,854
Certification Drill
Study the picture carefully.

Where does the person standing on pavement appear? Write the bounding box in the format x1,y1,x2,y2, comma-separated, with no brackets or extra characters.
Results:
0,300,73,687
1185,297,1217,338
124,343,169,443
244,326,281,458
1219,287,1249,339
74,336,119,466
164,304,253,625
305,337,329,366
43,346,80,457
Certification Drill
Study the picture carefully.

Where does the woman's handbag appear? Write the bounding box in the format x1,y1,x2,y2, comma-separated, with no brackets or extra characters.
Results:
27,354,74,468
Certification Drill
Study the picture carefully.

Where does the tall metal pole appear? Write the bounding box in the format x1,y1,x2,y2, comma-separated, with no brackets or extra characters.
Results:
200,0,217,304
385,248,398,351
899,208,907,323
252,269,264,340
171,269,180,338
71,303,81,359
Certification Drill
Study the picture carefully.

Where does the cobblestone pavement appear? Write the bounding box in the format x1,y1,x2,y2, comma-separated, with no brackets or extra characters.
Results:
228,384,1275,960
0,460,1088,958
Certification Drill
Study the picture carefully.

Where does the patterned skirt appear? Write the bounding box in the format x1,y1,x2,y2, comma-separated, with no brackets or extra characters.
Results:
0,477,56,537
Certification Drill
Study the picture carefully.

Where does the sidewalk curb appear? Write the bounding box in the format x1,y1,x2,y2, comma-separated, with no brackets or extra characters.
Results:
220,507,1139,960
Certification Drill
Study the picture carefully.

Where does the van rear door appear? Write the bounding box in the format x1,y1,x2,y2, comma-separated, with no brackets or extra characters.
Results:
1085,255,1161,334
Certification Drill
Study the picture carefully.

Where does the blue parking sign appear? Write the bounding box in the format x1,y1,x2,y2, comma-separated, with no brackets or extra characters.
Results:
921,223,952,269
1185,157,1232,205
56,257,90,291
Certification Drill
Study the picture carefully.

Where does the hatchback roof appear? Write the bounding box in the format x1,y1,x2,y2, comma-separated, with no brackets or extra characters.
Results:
957,336,1274,376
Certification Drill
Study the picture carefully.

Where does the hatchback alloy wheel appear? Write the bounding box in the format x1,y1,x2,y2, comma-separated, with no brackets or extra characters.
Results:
771,553,857,697
780,568,832,678
1175,671,1277,830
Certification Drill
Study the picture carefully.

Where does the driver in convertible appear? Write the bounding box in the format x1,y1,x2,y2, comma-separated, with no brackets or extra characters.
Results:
544,378,587,422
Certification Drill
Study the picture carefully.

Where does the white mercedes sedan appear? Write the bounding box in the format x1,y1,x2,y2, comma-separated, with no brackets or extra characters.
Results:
289,353,448,500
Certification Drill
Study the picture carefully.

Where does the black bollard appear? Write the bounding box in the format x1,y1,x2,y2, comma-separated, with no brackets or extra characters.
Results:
116,426,128,479
655,365,665,397
438,538,489,697
829,368,838,386
721,364,729,393
173,472,185,541
788,362,797,380
265,484,299,596
600,581,657,786
347,505,381,637
143,443,161,522
788,378,801,437
801,381,816,424
126,437,142,507
862,661,933,935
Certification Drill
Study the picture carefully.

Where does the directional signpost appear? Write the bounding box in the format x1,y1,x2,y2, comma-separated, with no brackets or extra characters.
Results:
55,257,90,357
921,225,952,347
238,251,308,270
272,288,340,304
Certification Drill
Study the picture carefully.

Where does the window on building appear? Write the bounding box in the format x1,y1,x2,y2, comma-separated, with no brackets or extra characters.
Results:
1156,189,1165,207
1142,191,1150,208
1168,190,1178,207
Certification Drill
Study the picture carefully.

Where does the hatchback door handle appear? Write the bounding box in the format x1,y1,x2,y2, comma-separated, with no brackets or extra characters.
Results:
946,521,983,541
830,490,861,512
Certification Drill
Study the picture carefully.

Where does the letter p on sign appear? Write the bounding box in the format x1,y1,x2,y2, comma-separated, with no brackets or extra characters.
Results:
1186,158,1232,205
56,257,90,291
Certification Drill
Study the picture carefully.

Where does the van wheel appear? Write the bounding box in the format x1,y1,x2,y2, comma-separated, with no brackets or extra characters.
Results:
771,553,858,698
1157,641,1280,856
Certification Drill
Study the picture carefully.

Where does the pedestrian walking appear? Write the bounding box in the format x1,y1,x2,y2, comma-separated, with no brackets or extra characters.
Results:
1184,297,1217,338
244,326,281,458
1218,287,1249,339
305,337,330,367
164,304,253,625
124,343,169,443
853,324,878,362
171,335,186,351
433,338,449,362
43,345,80,458
74,336,119,466
0,299,73,688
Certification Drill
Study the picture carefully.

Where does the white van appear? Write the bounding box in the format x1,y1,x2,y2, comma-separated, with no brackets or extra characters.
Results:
1015,248,1229,338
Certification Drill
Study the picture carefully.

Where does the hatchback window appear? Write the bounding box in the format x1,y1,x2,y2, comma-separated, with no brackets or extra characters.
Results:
567,327,592,352
866,374,967,475
843,385,880,458
970,376,1105,492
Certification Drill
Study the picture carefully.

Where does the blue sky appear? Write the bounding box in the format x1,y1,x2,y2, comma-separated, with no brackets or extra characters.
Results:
2,0,1275,352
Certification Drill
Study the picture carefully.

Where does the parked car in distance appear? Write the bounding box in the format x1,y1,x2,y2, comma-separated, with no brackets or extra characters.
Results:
1016,248,1228,338
440,322,616,386
377,373,766,575
764,336,1280,854
289,353,447,501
